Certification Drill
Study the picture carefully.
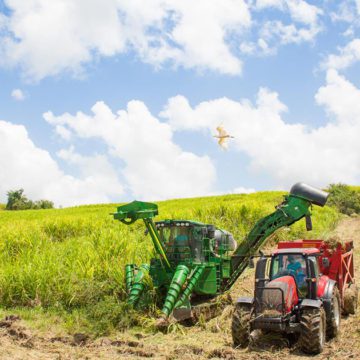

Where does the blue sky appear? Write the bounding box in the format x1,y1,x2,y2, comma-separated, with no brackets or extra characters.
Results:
0,0,360,206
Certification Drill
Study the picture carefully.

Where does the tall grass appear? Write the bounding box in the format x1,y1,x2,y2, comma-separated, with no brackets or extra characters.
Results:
0,191,339,334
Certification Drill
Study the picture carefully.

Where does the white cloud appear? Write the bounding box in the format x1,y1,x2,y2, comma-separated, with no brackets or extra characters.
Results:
330,1,357,23
256,0,284,10
0,120,123,206
322,39,360,71
254,0,322,53
161,71,360,188
0,0,251,80
44,100,216,200
11,88,25,101
356,0,360,14
256,0,322,26
232,186,256,194
261,20,321,45
0,0,326,80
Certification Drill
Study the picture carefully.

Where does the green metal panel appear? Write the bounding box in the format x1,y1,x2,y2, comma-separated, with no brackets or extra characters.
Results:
194,265,218,295
113,200,158,224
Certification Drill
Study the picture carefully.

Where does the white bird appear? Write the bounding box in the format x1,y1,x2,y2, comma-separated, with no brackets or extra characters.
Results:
213,125,234,150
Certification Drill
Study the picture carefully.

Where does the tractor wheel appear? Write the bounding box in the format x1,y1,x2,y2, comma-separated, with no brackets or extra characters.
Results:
343,283,358,315
231,304,251,348
326,287,341,339
299,307,326,355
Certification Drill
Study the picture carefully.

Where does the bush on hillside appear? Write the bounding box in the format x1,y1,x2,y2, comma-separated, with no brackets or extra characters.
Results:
326,183,360,215
6,189,54,211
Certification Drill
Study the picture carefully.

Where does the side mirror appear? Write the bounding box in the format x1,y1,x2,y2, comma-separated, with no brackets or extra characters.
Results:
249,257,255,268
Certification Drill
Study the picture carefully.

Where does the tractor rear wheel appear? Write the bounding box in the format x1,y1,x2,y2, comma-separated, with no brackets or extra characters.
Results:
299,307,326,355
343,283,358,315
231,304,251,348
326,287,341,339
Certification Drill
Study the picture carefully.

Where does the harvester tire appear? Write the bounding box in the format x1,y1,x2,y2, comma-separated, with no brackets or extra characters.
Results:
299,307,326,355
343,283,358,315
326,287,341,339
231,304,251,348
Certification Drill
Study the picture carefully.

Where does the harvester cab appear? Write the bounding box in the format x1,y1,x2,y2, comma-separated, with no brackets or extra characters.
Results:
113,183,332,325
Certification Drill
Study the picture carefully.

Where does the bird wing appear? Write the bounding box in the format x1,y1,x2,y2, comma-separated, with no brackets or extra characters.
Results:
216,126,228,137
218,137,228,149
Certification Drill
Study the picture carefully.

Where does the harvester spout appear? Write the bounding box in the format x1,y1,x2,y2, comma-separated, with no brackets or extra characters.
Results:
290,182,328,207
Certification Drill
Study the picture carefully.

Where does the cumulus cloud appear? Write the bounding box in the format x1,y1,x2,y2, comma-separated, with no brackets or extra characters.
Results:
256,0,322,26
245,0,323,55
11,88,25,101
0,0,328,80
44,100,216,200
322,39,360,71
161,70,360,188
0,0,251,80
0,120,123,206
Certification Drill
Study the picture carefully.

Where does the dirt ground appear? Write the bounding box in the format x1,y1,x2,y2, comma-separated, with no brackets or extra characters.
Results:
0,216,360,360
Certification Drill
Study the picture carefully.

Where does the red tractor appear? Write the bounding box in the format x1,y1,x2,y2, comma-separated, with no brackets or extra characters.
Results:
232,239,357,354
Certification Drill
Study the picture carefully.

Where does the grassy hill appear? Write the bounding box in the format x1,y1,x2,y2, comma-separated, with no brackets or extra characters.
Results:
0,191,339,334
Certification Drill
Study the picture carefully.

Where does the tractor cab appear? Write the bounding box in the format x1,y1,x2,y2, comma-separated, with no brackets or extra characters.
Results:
270,248,321,298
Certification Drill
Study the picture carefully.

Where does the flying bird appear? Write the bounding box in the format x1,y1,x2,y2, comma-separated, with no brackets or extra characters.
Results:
213,125,234,150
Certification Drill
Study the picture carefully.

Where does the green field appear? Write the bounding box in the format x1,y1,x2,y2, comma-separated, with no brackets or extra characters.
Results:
0,191,340,334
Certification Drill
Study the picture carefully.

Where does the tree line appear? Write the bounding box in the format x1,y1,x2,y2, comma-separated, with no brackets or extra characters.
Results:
5,189,54,210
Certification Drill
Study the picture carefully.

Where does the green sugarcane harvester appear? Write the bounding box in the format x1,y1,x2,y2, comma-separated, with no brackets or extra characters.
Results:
113,183,329,323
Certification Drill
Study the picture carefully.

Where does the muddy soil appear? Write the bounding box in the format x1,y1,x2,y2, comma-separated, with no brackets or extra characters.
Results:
1,216,360,360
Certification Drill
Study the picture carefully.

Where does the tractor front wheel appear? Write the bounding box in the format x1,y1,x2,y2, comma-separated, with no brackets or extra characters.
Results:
231,304,251,348
343,283,358,315
326,287,341,339
299,307,326,355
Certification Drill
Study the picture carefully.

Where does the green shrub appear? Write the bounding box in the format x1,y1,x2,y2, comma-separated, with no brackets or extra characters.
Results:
326,183,360,215
5,189,54,211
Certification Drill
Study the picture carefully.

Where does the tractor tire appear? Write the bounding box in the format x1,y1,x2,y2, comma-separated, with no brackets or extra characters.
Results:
299,307,326,355
231,304,251,348
343,283,358,315
326,287,341,339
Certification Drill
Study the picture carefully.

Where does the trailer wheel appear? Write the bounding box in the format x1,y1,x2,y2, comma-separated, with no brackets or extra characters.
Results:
299,307,326,355
326,287,341,339
231,304,251,348
343,284,358,315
